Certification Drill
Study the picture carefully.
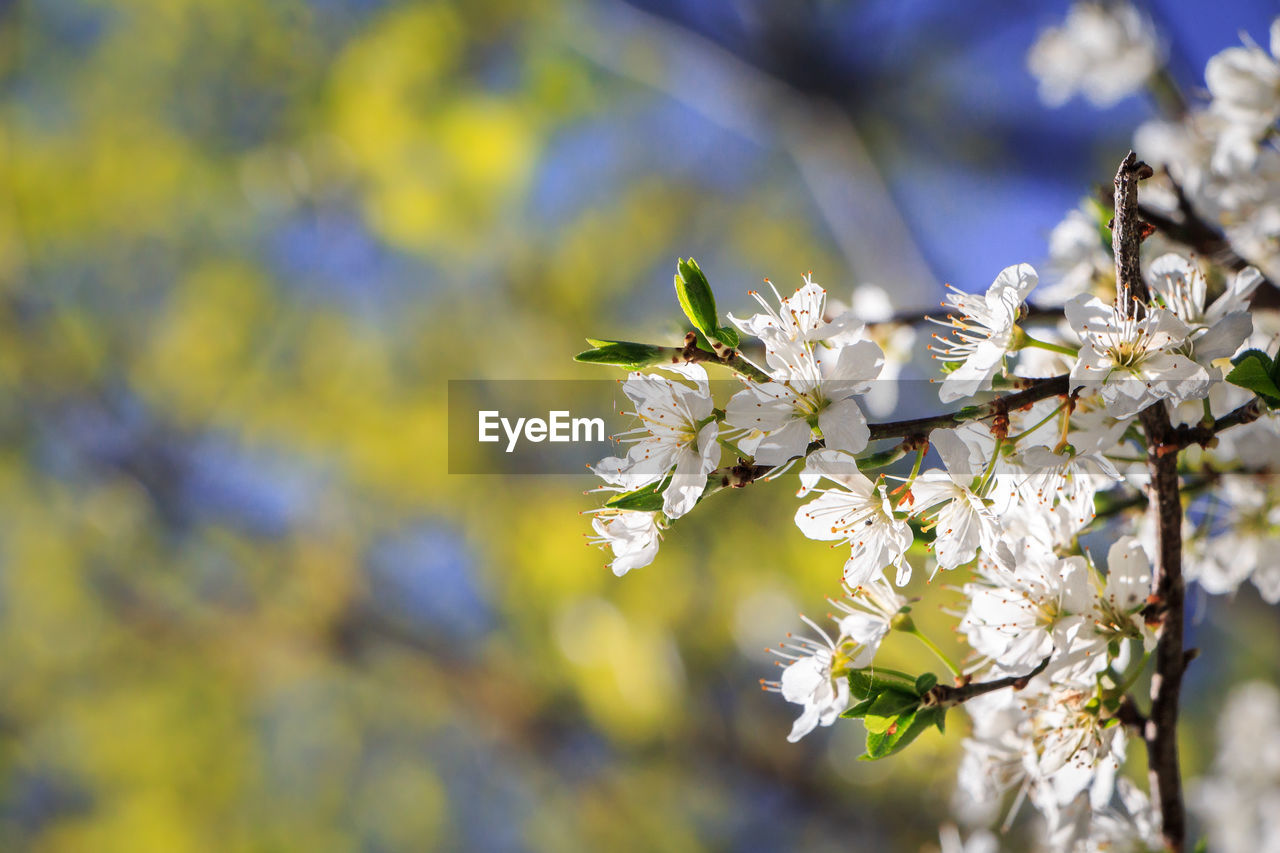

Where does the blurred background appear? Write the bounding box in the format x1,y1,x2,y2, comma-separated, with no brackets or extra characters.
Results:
3,0,1280,850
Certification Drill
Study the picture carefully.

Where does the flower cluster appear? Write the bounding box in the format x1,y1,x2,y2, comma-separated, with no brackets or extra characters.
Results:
1027,2,1163,108
576,9,1280,852
580,242,1275,847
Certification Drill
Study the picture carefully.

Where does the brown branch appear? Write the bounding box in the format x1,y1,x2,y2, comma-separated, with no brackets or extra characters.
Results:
871,302,1064,329
919,656,1050,709
1112,152,1156,307
1172,397,1268,449
1115,151,1188,852
866,374,1071,442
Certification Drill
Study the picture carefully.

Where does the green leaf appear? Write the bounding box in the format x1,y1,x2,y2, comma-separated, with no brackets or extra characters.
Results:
914,673,938,695
575,340,673,370
1226,349,1280,407
674,258,718,336
864,688,920,724
848,668,920,700
709,325,739,350
861,707,944,760
863,713,897,735
603,485,666,512
841,697,877,719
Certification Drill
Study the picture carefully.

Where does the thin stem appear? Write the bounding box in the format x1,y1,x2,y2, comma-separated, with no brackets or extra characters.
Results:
974,435,1004,495
1020,335,1079,357
893,444,927,509
906,627,962,677
1115,650,1153,698
1173,397,1267,448
1007,400,1066,444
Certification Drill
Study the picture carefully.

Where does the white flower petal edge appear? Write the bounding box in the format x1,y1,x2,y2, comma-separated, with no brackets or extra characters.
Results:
931,263,1039,403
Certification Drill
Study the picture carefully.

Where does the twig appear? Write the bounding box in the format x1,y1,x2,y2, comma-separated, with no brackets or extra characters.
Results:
870,302,1064,329
865,375,1070,442
1112,152,1156,307
919,656,1050,708
1172,397,1268,448
1115,151,1188,853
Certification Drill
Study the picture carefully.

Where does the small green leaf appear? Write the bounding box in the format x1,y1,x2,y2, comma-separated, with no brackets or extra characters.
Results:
862,688,921,735
933,708,946,734
848,668,919,700
863,713,897,735
867,688,920,719
575,340,673,370
914,673,938,695
1226,349,1280,407
861,707,944,760
710,325,739,350
863,710,912,752
674,258,719,336
690,328,716,354
841,697,877,719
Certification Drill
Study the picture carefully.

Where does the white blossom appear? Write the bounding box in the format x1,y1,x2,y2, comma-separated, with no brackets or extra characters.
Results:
586,510,663,577
1187,476,1280,601
1067,294,1210,418
961,542,1105,681
725,338,883,464
591,364,721,519
726,280,884,464
1094,537,1155,649
1206,19,1280,157
794,450,914,586
831,573,906,653
930,264,1039,403
1028,3,1162,108
728,276,856,362
1015,443,1122,541
761,622,857,742
1145,254,1259,366
838,285,917,417
910,428,1013,573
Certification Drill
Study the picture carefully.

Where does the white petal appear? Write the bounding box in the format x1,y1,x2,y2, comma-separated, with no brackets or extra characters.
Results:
1194,313,1252,362
819,397,870,456
753,417,813,466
